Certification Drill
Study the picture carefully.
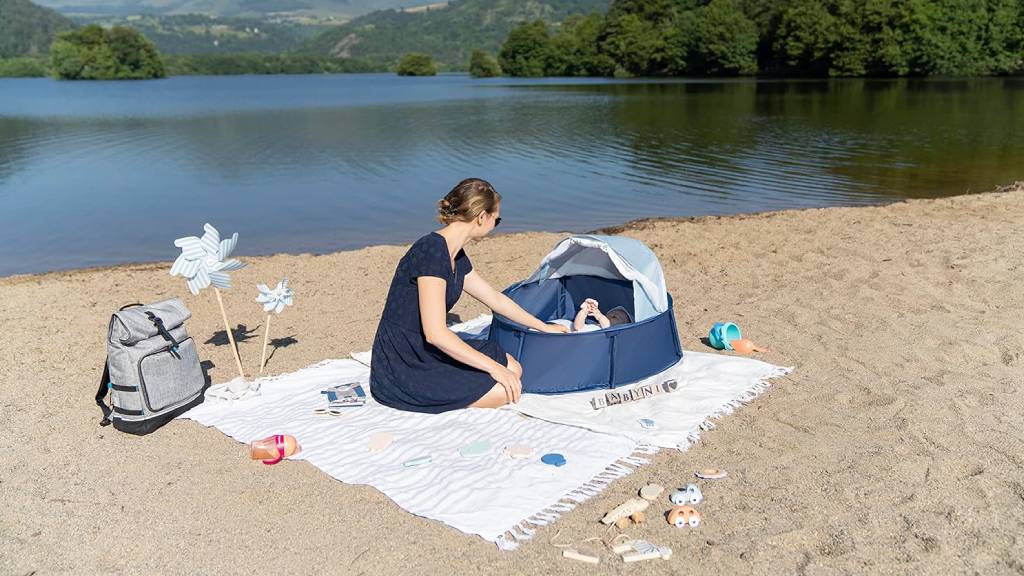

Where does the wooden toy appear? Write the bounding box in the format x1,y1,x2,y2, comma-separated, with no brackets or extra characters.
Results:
670,483,703,505
171,223,247,379
668,505,701,528
639,483,664,501
601,498,649,525
695,468,728,480
255,278,294,375
563,547,600,564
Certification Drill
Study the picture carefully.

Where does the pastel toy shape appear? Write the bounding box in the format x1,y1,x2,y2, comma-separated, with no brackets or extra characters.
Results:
639,483,664,501
250,434,300,465
367,432,394,453
668,505,701,528
403,454,432,467
504,444,534,459
541,453,566,467
601,498,650,525
730,338,768,354
670,483,703,505
695,468,728,480
459,440,492,458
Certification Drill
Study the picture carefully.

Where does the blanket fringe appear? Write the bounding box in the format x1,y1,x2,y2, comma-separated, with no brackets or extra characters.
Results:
674,366,792,451
493,443,660,551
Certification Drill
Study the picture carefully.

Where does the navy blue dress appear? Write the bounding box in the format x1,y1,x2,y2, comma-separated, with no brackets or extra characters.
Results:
370,232,508,414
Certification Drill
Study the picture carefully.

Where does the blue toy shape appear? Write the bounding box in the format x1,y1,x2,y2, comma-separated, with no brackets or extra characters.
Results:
541,453,567,467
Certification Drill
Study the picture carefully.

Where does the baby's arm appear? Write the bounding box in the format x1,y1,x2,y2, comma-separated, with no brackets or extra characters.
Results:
593,311,611,329
573,306,589,332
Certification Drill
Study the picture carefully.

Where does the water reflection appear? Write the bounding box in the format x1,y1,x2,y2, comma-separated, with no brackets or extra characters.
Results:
0,75,1020,276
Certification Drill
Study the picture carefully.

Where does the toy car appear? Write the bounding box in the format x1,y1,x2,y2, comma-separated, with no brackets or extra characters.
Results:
669,483,703,505
668,505,701,528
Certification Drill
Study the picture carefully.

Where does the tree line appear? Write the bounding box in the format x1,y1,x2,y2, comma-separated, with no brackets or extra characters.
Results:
485,0,1024,77
19,24,381,79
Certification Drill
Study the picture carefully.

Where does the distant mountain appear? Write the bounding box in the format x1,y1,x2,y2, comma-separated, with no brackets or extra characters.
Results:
0,0,77,57
74,13,328,54
306,0,609,68
32,0,436,18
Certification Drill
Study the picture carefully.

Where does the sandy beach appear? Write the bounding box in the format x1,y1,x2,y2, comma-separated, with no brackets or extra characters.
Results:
2,186,1022,575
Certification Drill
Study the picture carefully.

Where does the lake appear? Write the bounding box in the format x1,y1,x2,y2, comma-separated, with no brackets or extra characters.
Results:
1,74,1021,276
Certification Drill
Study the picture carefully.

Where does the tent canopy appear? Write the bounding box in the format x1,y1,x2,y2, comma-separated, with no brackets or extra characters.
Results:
523,235,669,322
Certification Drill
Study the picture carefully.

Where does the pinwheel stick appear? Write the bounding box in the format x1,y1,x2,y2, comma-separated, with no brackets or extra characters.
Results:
214,287,246,380
259,314,272,375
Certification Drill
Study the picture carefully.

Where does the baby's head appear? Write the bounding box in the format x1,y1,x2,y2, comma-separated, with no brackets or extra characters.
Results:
605,306,632,326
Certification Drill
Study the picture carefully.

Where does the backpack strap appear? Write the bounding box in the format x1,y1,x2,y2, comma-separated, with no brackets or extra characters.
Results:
95,358,113,426
96,303,142,427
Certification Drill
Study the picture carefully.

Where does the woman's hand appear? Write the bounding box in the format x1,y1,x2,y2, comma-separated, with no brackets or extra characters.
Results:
540,323,570,334
489,364,523,403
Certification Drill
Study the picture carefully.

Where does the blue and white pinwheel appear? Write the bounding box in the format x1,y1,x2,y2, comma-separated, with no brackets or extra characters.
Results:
170,223,247,295
256,278,294,314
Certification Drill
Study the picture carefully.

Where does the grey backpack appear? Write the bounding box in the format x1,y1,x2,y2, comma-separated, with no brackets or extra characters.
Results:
95,299,205,435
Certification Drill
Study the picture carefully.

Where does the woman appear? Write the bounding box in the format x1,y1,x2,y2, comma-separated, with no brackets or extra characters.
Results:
369,178,569,413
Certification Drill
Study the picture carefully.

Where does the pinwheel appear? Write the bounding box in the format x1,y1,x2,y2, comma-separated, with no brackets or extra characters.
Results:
255,278,294,375
170,223,246,295
170,223,247,379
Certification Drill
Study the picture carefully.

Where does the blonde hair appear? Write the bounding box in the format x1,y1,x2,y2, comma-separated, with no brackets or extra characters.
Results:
437,178,501,225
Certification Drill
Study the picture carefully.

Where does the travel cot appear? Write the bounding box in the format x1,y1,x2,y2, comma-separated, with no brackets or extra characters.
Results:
489,235,683,394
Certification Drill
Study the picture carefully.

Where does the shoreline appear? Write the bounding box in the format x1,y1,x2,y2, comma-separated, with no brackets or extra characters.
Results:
1,187,1011,284
3,186,1023,574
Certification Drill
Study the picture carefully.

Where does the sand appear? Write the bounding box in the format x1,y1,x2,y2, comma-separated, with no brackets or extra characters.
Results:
1,187,1022,575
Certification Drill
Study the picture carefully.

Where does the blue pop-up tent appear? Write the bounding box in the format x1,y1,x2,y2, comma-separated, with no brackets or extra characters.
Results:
489,235,683,394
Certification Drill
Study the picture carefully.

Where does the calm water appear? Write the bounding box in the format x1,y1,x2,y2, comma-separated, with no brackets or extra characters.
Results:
1,74,1021,276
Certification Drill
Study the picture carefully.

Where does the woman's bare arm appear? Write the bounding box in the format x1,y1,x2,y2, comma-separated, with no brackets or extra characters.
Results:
418,276,522,402
418,276,505,372
463,271,566,332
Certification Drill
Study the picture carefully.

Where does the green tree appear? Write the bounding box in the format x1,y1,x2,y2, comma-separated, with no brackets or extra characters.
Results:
499,20,551,77
468,48,502,77
684,0,759,75
545,13,616,76
0,56,48,77
601,0,687,76
396,52,437,75
773,0,837,75
50,25,164,80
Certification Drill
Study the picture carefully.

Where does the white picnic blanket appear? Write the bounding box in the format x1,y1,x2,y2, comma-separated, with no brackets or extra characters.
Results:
181,358,649,550
512,351,791,449
449,315,793,451
183,314,790,550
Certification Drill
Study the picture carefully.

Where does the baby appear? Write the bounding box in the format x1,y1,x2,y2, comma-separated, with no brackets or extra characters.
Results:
551,299,632,333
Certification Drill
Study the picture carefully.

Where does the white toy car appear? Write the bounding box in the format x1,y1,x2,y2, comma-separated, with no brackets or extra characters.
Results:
669,483,703,505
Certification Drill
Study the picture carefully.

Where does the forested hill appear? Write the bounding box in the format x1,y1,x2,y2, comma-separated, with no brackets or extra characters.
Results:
495,0,1024,78
305,0,609,68
32,0,439,18
0,0,76,57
